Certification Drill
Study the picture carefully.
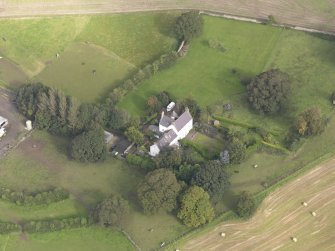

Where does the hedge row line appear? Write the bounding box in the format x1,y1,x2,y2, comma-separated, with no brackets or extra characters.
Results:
106,51,179,105
23,216,90,233
0,221,21,234
0,187,69,206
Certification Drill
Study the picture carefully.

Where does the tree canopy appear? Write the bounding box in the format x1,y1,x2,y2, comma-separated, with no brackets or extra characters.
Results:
174,11,204,42
177,186,214,227
227,137,247,164
296,107,325,136
70,129,106,162
92,194,129,227
191,161,230,201
137,169,181,214
125,126,145,145
247,69,290,114
236,191,255,218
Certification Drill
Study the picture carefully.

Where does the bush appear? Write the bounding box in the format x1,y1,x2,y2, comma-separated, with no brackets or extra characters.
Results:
0,221,21,234
23,216,90,233
247,69,290,114
227,137,247,164
0,187,69,206
236,191,255,218
125,126,145,145
71,129,106,162
296,107,326,136
126,154,155,170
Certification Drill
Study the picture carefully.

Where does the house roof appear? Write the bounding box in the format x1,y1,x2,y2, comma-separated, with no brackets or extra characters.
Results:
175,110,192,131
157,130,178,149
159,114,173,128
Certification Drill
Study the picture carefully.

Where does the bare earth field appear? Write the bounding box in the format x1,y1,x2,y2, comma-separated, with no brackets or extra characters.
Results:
180,158,335,251
1,0,335,32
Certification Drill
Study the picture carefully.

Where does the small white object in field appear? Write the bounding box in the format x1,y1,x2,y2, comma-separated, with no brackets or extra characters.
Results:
253,164,258,168
220,232,226,237
311,211,316,217
292,237,298,242
0,56,3,59
160,242,165,247
175,249,180,251
302,202,308,206
26,120,32,131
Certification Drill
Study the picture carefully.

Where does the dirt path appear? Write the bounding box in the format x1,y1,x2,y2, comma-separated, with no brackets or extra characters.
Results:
180,158,335,251
1,0,335,33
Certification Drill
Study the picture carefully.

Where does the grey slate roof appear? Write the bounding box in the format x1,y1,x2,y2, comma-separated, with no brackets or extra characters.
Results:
159,115,173,128
157,130,177,149
175,110,192,131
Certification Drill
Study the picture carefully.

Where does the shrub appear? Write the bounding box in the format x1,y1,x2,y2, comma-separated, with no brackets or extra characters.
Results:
70,129,106,162
0,187,69,206
125,126,145,145
227,137,247,164
126,154,155,170
236,191,255,218
296,107,326,136
0,221,21,234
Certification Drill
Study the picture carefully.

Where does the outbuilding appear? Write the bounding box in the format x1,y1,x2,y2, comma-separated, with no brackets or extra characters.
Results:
0,116,8,129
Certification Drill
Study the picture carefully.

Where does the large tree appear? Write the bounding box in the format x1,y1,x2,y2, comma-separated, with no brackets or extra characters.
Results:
174,11,204,42
296,107,325,136
247,69,290,114
137,169,181,214
92,194,129,228
177,186,214,227
227,137,247,164
70,129,106,162
191,161,230,201
125,126,145,145
236,191,255,218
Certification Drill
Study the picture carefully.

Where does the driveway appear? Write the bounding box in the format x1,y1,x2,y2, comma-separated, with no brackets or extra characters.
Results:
0,88,26,156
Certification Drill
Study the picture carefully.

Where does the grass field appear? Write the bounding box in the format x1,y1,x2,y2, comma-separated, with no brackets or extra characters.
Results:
120,16,335,132
0,227,135,251
0,131,188,250
0,12,177,102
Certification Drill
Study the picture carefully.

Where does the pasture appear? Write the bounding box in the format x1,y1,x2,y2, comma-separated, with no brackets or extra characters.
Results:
0,12,177,102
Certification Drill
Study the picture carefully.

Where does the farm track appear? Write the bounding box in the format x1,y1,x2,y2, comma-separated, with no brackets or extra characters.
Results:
1,0,335,33
181,158,335,251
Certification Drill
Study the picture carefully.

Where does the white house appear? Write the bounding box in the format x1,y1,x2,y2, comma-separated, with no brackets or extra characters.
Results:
150,107,193,156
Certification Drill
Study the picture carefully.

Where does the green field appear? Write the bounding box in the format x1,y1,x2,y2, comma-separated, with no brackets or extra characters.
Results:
0,13,177,102
120,16,335,132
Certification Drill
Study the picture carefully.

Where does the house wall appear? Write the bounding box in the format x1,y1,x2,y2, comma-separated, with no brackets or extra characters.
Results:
177,119,193,139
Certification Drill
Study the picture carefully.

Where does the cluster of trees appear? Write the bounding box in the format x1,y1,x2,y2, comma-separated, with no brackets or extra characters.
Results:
0,187,69,206
136,168,214,227
16,83,134,162
106,51,179,105
126,154,155,170
0,222,21,234
236,191,256,218
146,91,171,114
295,107,326,136
247,69,291,114
91,194,130,228
23,216,90,233
174,11,203,42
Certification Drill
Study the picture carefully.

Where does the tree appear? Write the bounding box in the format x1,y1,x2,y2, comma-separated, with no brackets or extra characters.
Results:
70,129,106,162
177,186,214,227
182,98,201,121
125,126,144,145
175,164,200,183
191,161,230,201
247,69,290,114
227,137,247,164
146,96,160,113
137,169,181,214
236,191,255,218
174,11,204,41
92,194,129,228
157,91,170,107
154,148,183,169
295,107,325,136
107,107,130,130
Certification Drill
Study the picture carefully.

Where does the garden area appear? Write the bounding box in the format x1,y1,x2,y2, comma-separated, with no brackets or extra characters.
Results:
0,10,335,251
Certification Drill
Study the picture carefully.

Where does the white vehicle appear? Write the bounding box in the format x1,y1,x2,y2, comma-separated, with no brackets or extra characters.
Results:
0,116,8,129
166,102,175,112
0,128,6,138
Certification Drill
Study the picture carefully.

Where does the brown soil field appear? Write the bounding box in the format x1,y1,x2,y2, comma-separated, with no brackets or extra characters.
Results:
1,0,335,33
179,158,335,251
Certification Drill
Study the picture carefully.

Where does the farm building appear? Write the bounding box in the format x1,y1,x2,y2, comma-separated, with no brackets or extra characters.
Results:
0,116,8,129
150,107,193,156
